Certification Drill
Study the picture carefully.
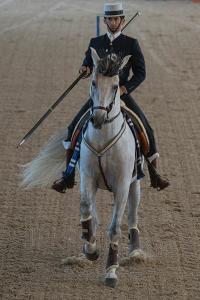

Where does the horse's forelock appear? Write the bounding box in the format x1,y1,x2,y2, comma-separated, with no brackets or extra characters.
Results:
97,54,122,77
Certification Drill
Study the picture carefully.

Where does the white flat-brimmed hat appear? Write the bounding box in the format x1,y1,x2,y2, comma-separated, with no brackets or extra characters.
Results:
103,3,125,17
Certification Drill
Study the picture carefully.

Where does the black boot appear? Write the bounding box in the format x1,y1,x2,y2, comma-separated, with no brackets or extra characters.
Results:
51,149,76,193
147,159,169,191
51,171,75,193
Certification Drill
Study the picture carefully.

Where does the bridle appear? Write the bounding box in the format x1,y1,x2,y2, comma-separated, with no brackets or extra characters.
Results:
91,87,121,124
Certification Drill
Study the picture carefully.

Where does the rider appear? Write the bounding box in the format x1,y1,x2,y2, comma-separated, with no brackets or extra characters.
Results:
52,3,169,193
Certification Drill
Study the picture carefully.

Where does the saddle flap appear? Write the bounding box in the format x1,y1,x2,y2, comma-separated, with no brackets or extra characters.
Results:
120,101,149,156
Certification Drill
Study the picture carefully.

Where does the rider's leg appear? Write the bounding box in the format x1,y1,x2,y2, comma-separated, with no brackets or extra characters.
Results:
121,94,158,160
121,94,169,190
65,98,92,143
52,99,92,193
63,98,92,165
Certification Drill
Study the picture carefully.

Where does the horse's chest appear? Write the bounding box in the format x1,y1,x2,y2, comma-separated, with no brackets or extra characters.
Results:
80,125,135,187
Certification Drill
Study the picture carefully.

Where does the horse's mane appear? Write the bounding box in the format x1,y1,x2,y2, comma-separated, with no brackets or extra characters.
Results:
97,53,123,77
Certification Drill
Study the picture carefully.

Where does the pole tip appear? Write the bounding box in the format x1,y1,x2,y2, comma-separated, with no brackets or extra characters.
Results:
17,139,25,148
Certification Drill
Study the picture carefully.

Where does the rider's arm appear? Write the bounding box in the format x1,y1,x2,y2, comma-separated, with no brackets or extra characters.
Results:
123,39,146,95
81,38,94,76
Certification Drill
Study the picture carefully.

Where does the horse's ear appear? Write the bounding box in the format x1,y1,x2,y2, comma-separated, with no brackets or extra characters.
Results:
119,55,132,72
90,47,100,67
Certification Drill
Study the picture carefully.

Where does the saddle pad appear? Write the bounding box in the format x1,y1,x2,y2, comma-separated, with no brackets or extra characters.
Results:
120,101,149,156
71,109,91,149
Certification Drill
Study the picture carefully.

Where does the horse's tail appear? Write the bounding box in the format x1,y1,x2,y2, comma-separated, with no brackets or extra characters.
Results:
20,129,68,189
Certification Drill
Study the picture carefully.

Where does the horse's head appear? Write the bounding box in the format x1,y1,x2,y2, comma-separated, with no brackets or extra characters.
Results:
90,47,130,129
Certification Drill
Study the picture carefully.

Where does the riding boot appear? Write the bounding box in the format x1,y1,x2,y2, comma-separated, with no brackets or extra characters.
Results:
51,148,75,193
147,158,169,191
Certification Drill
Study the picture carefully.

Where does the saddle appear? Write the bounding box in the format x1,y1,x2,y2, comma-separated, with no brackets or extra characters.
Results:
70,103,149,156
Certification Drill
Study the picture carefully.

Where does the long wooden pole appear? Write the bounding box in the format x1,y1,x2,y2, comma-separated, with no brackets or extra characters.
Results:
17,72,86,147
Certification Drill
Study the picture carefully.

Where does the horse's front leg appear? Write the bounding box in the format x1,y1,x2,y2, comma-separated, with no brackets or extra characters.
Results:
80,175,99,261
105,183,130,288
128,180,141,256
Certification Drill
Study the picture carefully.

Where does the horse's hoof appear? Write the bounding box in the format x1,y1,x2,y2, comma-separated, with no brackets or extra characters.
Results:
129,249,146,262
83,248,100,261
104,277,117,288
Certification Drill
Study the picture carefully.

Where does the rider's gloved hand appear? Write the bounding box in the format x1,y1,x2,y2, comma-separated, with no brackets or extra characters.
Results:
79,66,91,78
120,85,128,96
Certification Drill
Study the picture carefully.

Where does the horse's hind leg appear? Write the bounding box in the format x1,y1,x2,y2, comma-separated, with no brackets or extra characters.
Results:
80,176,99,261
128,180,142,256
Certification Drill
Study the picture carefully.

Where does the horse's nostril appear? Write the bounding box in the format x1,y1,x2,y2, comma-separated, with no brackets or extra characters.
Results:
94,123,102,129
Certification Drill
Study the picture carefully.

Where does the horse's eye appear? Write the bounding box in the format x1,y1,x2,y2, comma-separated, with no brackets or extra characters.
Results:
92,81,96,87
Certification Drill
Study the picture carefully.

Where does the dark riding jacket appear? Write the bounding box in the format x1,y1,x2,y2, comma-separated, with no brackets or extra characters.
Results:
82,33,146,95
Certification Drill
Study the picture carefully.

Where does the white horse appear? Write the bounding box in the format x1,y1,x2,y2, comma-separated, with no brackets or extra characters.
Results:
21,48,143,288
79,48,142,287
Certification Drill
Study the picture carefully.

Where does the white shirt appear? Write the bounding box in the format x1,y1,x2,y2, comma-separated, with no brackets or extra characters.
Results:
106,31,122,43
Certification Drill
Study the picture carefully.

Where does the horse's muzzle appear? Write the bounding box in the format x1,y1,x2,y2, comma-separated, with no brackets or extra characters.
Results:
92,111,106,129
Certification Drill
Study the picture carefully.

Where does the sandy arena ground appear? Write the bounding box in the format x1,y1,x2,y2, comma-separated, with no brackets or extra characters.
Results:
0,0,200,299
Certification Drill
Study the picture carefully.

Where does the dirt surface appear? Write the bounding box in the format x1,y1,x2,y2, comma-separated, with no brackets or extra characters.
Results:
0,0,200,299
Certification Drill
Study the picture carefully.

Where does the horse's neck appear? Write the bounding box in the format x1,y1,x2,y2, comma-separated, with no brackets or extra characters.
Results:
86,95,124,148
